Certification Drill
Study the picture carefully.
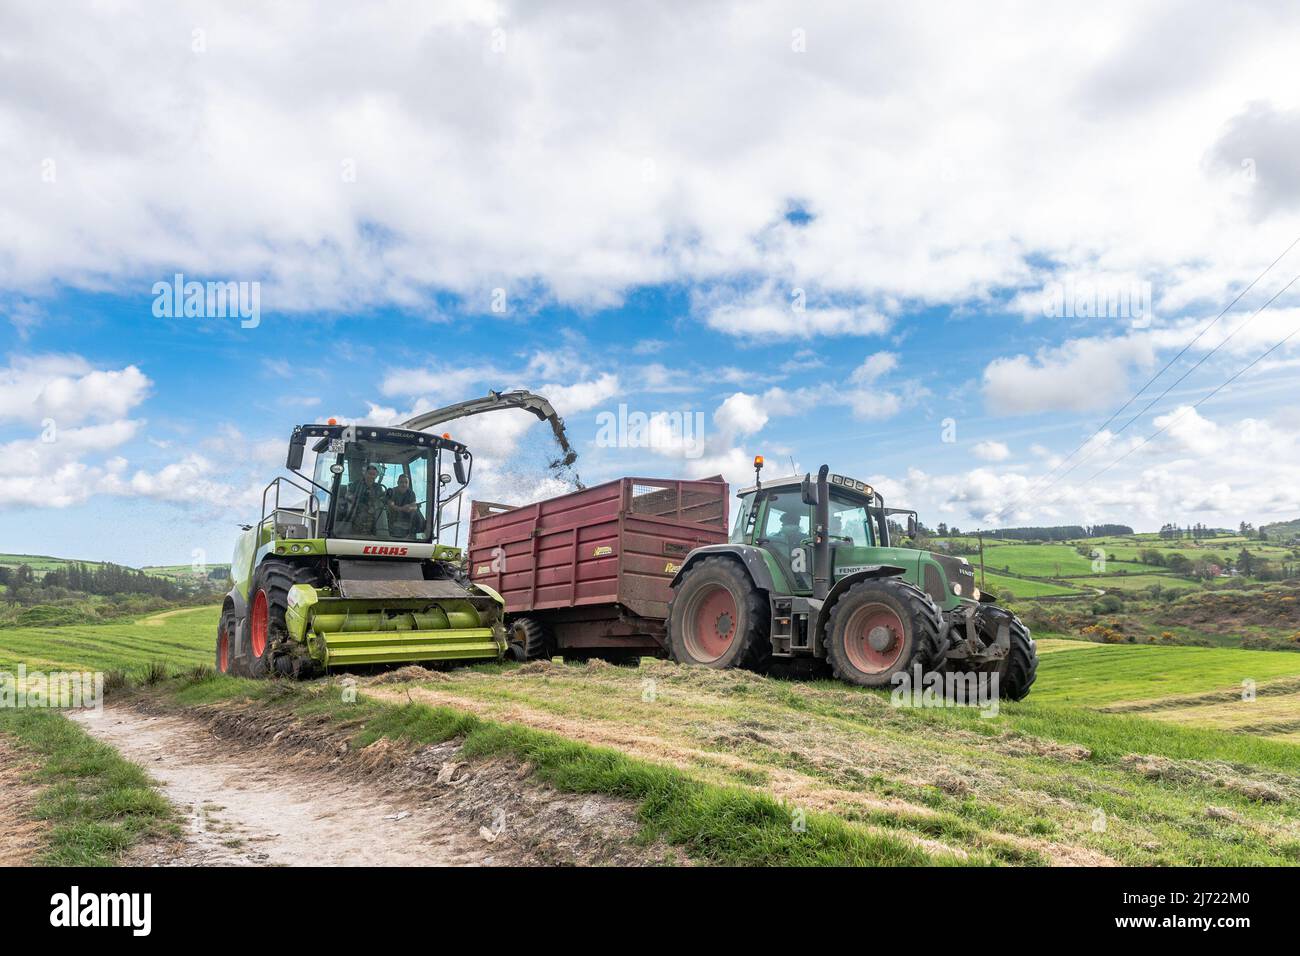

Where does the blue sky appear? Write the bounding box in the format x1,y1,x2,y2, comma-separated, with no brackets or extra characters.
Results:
3,2,1300,566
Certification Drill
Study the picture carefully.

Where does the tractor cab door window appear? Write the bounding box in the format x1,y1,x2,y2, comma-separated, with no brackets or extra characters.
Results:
759,491,813,591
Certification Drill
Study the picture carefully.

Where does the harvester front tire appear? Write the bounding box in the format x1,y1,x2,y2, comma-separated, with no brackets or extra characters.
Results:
248,559,326,678
824,578,943,688
507,617,550,661
667,557,770,671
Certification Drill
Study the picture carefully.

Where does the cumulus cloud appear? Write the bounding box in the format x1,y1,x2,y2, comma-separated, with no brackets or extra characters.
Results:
850,352,899,385
982,335,1156,414
0,355,150,425
971,440,1010,462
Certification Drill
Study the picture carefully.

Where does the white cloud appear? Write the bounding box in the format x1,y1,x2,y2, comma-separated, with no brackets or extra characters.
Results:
971,440,1011,462
982,335,1155,415
0,355,150,425
5,2,1300,328
714,392,768,437
541,374,620,417
705,301,891,340
850,352,899,385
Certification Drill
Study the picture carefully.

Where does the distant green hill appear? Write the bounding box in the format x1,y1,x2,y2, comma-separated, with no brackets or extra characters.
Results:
1261,518,1300,541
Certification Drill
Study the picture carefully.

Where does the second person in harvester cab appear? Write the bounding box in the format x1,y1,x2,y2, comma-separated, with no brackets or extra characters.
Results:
386,473,422,538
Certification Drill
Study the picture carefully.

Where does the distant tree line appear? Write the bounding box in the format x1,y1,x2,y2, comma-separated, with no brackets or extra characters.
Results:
0,561,219,601
976,524,1134,541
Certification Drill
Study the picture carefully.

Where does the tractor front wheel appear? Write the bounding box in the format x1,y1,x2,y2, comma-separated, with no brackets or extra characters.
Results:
667,557,770,670
824,578,943,688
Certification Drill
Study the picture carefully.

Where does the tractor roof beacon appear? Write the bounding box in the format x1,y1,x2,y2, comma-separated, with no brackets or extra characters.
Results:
667,459,1039,700
216,390,567,679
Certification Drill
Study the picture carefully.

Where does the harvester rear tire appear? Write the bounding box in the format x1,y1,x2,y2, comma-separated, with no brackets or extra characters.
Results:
667,556,770,671
215,606,236,675
507,617,550,661
248,559,327,678
824,577,943,688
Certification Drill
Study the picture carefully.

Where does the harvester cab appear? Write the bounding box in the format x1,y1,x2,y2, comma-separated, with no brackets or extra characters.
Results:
668,460,1039,700
217,390,571,680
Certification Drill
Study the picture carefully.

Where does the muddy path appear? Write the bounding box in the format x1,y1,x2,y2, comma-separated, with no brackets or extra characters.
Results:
70,703,677,867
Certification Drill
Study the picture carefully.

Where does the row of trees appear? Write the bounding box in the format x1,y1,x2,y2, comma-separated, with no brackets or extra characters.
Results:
0,561,225,604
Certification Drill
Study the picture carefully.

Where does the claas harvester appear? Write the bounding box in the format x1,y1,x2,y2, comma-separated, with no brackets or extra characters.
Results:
216,391,571,678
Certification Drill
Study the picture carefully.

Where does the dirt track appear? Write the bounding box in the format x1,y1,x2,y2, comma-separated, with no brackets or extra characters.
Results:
71,703,675,867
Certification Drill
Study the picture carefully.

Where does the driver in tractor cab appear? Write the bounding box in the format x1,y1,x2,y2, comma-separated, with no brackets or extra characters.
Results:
776,508,811,590
345,463,389,536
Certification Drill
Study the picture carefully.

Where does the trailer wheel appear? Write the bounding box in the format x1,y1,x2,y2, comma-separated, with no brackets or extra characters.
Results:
824,578,943,688
248,559,327,678
667,557,770,670
215,606,236,675
507,617,550,661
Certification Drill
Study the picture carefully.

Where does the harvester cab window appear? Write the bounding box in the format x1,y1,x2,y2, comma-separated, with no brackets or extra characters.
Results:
324,439,434,542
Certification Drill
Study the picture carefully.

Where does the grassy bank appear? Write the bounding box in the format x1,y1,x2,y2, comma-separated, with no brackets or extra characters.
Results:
149,670,961,866
0,708,175,865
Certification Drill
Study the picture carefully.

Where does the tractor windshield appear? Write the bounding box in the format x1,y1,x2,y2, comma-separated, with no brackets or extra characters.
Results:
314,439,434,541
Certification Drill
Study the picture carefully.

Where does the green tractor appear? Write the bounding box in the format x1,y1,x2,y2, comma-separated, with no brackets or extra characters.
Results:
217,391,571,678
667,461,1039,700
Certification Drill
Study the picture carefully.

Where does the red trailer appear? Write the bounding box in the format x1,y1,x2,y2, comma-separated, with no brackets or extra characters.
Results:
467,476,729,659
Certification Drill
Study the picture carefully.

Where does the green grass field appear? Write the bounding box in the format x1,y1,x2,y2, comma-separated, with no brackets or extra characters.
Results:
1032,639,1300,707
4,597,1300,866
976,543,1149,578
0,606,217,673
979,571,1084,598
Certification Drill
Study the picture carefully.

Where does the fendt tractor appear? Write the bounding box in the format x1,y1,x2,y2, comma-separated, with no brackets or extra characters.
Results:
666,460,1039,699
216,391,573,678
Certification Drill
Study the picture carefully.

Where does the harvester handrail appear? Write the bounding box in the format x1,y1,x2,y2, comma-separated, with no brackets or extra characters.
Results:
261,474,322,538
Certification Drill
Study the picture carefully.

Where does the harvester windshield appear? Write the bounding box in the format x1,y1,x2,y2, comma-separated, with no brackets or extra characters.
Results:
314,439,434,541
282,422,473,545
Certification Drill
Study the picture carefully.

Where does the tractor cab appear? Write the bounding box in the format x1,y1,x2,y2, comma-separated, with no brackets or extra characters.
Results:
729,465,971,608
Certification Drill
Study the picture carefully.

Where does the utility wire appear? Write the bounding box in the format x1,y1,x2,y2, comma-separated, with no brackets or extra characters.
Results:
1013,269,1300,494
1081,301,1300,484
989,237,1300,521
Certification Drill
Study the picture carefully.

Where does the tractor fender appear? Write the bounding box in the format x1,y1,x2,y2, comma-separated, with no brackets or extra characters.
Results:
670,544,779,595
810,565,909,645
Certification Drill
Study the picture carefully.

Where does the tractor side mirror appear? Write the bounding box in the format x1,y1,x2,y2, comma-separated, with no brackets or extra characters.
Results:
800,473,818,506
907,514,918,538
453,453,468,485
286,439,305,471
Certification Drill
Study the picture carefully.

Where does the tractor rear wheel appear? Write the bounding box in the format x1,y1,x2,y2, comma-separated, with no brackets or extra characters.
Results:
667,557,770,670
248,559,327,678
824,578,943,688
215,606,236,675
507,617,550,661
